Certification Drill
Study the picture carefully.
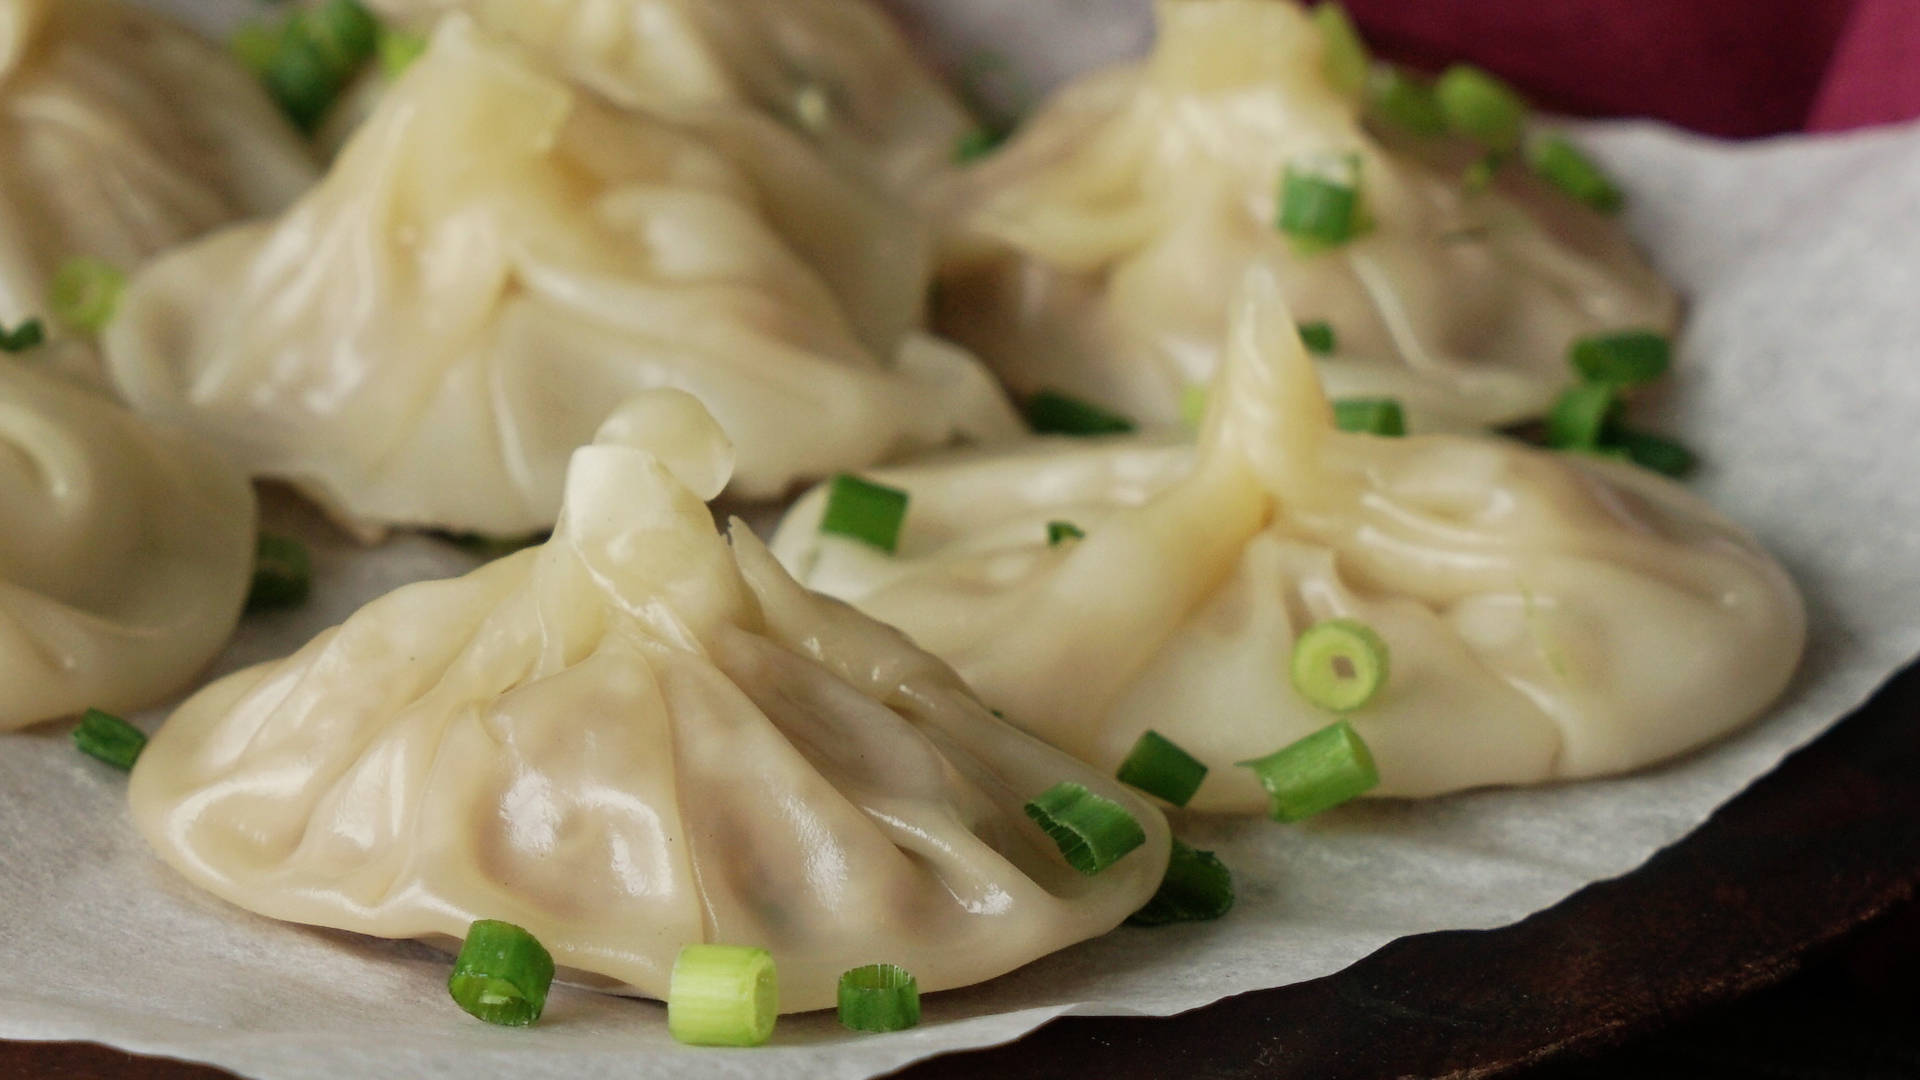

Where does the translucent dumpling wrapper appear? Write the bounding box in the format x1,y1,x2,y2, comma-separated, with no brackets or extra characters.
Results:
0,362,255,730
129,390,1170,1012
773,267,1804,811
0,0,316,346
362,0,975,196
931,0,1678,433
102,19,1020,537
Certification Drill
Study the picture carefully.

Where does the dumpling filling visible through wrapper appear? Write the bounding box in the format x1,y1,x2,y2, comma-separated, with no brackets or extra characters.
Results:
102,18,1019,538
774,266,1805,812
128,391,1170,1013
932,0,1678,433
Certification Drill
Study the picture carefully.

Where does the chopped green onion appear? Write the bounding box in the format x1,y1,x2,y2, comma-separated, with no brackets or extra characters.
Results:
668,945,779,1047
1237,720,1380,822
261,34,340,132
1127,839,1234,926
1179,384,1210,429
1368,66,1447,135
1278,154,1365,249
1297,321,1337,355
247,533,312,612
1026,390,1136,436
447,919,555,1027
1331,397,1406,437
1290,618,1390,712
819,474,910,554
954,126,1006,164
1311,3,1371,98
1436,64,1528,152
1545,383,1619,450
0,317,44,352
50,258,125,332
1046,520,1085,546
1116,730,1208,808
301,0,378,80
1462,151,1505,193
376,25,429,79
1570,330,1670,387
441,531,545,560
1616,428,1697,478
72,708,146,771
1527,134,1623,213
837,964,920,1033
1024,781,1146,876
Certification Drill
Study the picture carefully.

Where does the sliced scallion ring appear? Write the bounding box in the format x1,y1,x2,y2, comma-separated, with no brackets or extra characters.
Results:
1297,320,1337,355
1368,65,1447,135
1436,64,1528,152
50,258,126,333
1290,618,1390,712
73,709,146,771
447,919,555,1027
248,534,313,612
1311,2,1371,98
1331,397,1406,437
1237,720,1381,823
1024,782,1146,876
1046,520,1086,546
1546,383,1619,450
668,944,779,1047
837,964,920,1033
1278,154,1365,249
1527,134,1624,213
1026,390,1136,436
1127,839,1234,926
1116,730,1208,808
819,474,910,554
1570,330,1670,387
0,317,44,353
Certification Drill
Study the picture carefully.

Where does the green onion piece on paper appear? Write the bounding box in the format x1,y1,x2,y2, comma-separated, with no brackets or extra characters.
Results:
1368,65,1447,135
1278,155,1365,249
1116,730,1209,808
1570,330,1670,387
819,474,910,554
1436,64,1528,152
377,25,429,78
72,708,146,771
1026,390,1136,436
1311,2,1371,98
1546,383,1619,449
248,533,313,612
669,944,779,1047
1332,397,1406,437
1297,320,1337,355
1046,520,1085,547
1527,134,1624,213
1237,720,1380,823
1024,782,1146,876
1616,428,1697,478
0,317,44,353
837,964,920,1033
1290,618,1390,712
447,919,555,1027
1128,839,1235,926
50,258,126,332
954,126,1006,164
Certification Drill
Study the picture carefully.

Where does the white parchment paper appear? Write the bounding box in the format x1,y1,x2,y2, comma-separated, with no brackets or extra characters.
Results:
5,2,1920,1077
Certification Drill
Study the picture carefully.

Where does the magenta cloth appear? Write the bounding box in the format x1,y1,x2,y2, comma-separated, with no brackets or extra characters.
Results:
1342,0,1920,136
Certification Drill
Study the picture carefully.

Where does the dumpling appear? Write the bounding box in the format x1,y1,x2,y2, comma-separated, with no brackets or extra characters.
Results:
128,391,1170,1011
0,0,316,339
102,19,1019,538
1,362,255,730
772,267,1803,810
932,0,1677,432
362,0,975,195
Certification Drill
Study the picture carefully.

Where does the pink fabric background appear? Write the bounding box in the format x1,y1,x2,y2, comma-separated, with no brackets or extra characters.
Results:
1342,0,1920,136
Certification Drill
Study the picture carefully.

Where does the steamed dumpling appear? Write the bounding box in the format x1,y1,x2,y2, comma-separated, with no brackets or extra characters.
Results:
129,391,1170,1012
1,362,255,730
363,0,974,194
932,0,1677,432
102,19,1019,537
773,267,1803,810
0,0,315,338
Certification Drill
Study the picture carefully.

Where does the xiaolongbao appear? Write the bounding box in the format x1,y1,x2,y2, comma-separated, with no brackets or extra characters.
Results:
361,0,973,195
0,361,255,730
773,267,1803,810
0,0,315,340
933,0,1676,433
102,19,1018,537
129,391,1169,1011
